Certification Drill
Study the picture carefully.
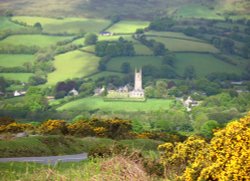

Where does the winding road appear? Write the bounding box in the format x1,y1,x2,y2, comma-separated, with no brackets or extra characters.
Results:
0,153,88,164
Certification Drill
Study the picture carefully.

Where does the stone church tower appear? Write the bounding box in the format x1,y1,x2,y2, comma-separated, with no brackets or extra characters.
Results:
129,68,144,98
134,68,142,91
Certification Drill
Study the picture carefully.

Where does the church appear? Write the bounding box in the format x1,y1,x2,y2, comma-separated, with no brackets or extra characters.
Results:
106,68,145,99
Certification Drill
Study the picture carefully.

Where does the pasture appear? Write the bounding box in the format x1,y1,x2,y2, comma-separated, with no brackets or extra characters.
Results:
0,54,35,67
0,35,72,48
0,17,24,31
106,56,162,72
147,36,219,53
175,53,243,77
47,50,100,85
57,96,174,112
12,16,111,34
0,73,33,82
145,31,202,41
107,20,149,34
86,71,125,80
134,43,153,55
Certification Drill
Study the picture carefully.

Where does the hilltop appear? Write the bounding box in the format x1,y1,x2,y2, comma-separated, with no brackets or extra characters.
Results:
0,0,249,19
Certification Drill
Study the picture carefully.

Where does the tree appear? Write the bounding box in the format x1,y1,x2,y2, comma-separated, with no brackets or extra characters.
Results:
183,65,196,79
0,77,7,92
200,120,219,139
221,38,234,54
153,42,166,56
25,87,48,112
121,62,131,73
34,22,42,30
84,33,98,45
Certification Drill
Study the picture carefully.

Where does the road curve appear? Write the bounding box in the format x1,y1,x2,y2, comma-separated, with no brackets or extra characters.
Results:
0,153,88,164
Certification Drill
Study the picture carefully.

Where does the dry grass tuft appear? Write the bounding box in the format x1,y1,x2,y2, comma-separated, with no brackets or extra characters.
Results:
90,156,150,181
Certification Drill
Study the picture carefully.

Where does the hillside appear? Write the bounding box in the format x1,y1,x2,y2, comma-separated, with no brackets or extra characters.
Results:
0,0,249,19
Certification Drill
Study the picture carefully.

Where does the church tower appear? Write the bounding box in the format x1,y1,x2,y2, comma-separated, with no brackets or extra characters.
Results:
134,68,142,91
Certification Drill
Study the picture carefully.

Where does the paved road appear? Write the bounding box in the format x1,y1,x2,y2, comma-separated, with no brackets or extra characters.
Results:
0,153,88,164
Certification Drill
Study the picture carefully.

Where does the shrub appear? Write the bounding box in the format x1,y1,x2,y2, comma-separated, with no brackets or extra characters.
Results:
39,120,68,135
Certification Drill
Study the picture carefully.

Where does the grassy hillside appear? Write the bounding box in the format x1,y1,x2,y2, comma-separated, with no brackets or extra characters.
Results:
107,20,149,33
57,96,174,112
0,17,24,31
0,35,72,48
147,36,219,53
12,16,111,34
0,73,33,82
0,54,35,67
175,53,243,77
106,56,162,72
47,50,100,85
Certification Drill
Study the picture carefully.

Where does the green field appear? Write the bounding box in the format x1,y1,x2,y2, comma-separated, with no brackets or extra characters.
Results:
107,20,149,34
86,71,125,80
145,31,202,41
98,35,136,42
12,16,111,34
147,36,219,53
134,43,153,55
0,73,33,82
174,4,223,19
57,96,174,112
106,56,162,72
47,50,100,85
0,17,24,31
0,35,72,48
0,54,35,67
175,53,243,77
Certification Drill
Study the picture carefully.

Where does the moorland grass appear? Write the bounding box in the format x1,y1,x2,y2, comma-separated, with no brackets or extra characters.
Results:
106,56,162,72
0,73,33,82
174,3,223,19
12,16,111,34
147,36,219,53
46,50,100,85
0,54,35,67
0,35,73,48
175,53,243,77
107,20,149,34
57,96,174,112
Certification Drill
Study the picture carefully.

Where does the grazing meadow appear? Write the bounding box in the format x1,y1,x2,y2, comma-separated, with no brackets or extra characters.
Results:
46,50,100,85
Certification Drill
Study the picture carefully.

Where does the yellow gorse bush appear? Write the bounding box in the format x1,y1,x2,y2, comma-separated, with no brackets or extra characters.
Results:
159,113,250,180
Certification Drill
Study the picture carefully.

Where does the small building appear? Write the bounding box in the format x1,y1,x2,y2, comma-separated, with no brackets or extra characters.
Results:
94,86,105,96
68,88,79,96
99,31,113,36
13,90,26,97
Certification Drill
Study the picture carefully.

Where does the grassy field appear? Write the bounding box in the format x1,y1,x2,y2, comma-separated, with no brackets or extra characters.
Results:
85,71,125,80
0,17,24,31
47,50,100,85
107,20,149,34
145,31,202,41
175,53,243,77
12,16,111,34
0,35,72,48
0,73,33,82
174,4,223,19
0,54,35,67
106,56,162,72
134,43,153,55
57,96,174,112
147,36,219,53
